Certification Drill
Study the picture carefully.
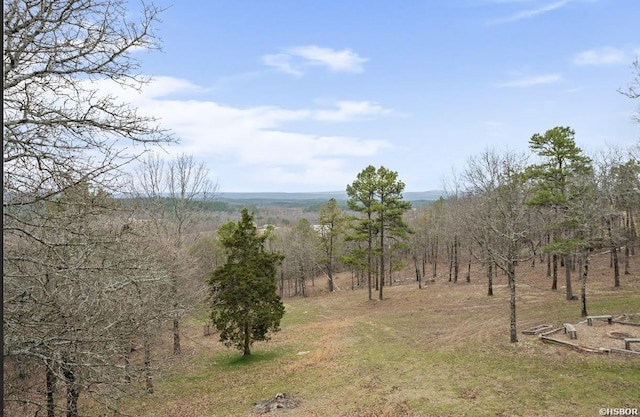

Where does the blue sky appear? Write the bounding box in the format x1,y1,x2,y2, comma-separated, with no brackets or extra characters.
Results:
121,0,639,192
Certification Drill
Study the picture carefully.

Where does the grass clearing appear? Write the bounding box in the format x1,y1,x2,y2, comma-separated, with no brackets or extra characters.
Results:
115,254,640,416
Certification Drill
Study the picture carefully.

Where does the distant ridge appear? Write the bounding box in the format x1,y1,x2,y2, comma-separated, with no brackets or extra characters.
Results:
218,190,444,203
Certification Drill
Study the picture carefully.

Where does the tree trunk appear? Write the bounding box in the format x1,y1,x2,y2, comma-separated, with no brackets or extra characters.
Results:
62,362,79,417
612,232,620,286
552,253,558,290
170,273,181,355
565,256,573,300
610,250,613,268
486,252,494,297
432,235,438,279
46,363,56,417
299,263,307,297
629,208,637,256
607,218,621,287
448,243,453,282
508,258,518,343
530,241,536,267
581,253,589,317
453,235,459,283
414,254,422,289
373,257,379,291
328,234,334,292
144,337,154,394
173,317,181,355
367,221,373,301
624,244,630,275
379,222,385,301
124,345,132,384
546,233,551,277
466,245,472,283
280,270,284,298
243,323,251,356
388,251,393,287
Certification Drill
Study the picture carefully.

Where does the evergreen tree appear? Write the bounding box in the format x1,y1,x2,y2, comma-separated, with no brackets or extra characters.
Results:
346,166,378,300
206,209,285,356
347,165,411,300
526,126,592,299
372,167,412,300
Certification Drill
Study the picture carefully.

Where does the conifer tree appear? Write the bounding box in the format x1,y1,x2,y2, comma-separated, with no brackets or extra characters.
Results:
526,126,592,299
347,166,411,300
206,209,285,356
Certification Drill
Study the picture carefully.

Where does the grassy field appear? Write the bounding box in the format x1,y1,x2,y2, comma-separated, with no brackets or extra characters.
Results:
118,252,640,416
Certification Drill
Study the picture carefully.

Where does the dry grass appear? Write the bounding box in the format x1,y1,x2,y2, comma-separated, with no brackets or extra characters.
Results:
108,251,640,416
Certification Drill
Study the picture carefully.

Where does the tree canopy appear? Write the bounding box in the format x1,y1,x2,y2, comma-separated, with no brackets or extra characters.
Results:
347,165,411,300
206,209,285,356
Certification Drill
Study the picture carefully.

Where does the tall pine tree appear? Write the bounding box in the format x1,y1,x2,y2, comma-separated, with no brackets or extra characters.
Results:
347,166,411,300
526,126,592,299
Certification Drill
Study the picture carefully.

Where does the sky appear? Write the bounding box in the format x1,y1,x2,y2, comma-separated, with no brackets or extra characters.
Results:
118,0,639,192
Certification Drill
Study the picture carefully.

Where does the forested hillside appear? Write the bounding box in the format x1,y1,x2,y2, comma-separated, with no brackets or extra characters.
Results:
3,0,639,416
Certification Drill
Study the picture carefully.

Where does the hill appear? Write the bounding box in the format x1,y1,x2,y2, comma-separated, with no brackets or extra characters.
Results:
217,190,445,209
114,251,640,416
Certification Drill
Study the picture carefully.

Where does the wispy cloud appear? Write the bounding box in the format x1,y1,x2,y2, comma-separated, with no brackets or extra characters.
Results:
314,101,391,122
262,54,303,76
97,76,390,190
263,45,368,76
573,47,627,66
496,73,562,87
288,46,368,72
489,0,575,24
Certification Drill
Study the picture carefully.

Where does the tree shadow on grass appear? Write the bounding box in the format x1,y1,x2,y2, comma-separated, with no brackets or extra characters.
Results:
216,350,281,368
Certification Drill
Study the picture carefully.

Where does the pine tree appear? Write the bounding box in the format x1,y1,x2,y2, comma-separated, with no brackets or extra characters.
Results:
347,166,411,300
526,126,592,299
206,209,285,356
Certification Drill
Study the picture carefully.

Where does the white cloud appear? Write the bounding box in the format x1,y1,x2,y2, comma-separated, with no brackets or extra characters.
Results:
488,0,600,24
496,73,562,87
573,47,627,66
263,45,368,75
262,54,303,77
102,76,390,190
314,101,392,122
490,0,569,24
287,46,368,73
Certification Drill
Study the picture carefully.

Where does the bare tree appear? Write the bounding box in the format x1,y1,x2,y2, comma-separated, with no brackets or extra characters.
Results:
4,184,173,416
279,219,319,297
317,198,346,292
132,153,217,355
4,0,172,206
594,146,639,287
3,1,173,414
463,149,532,343
568,168,601,317
619,58,640,124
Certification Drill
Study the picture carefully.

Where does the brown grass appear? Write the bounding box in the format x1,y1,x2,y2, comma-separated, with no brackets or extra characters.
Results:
93,250,640,416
